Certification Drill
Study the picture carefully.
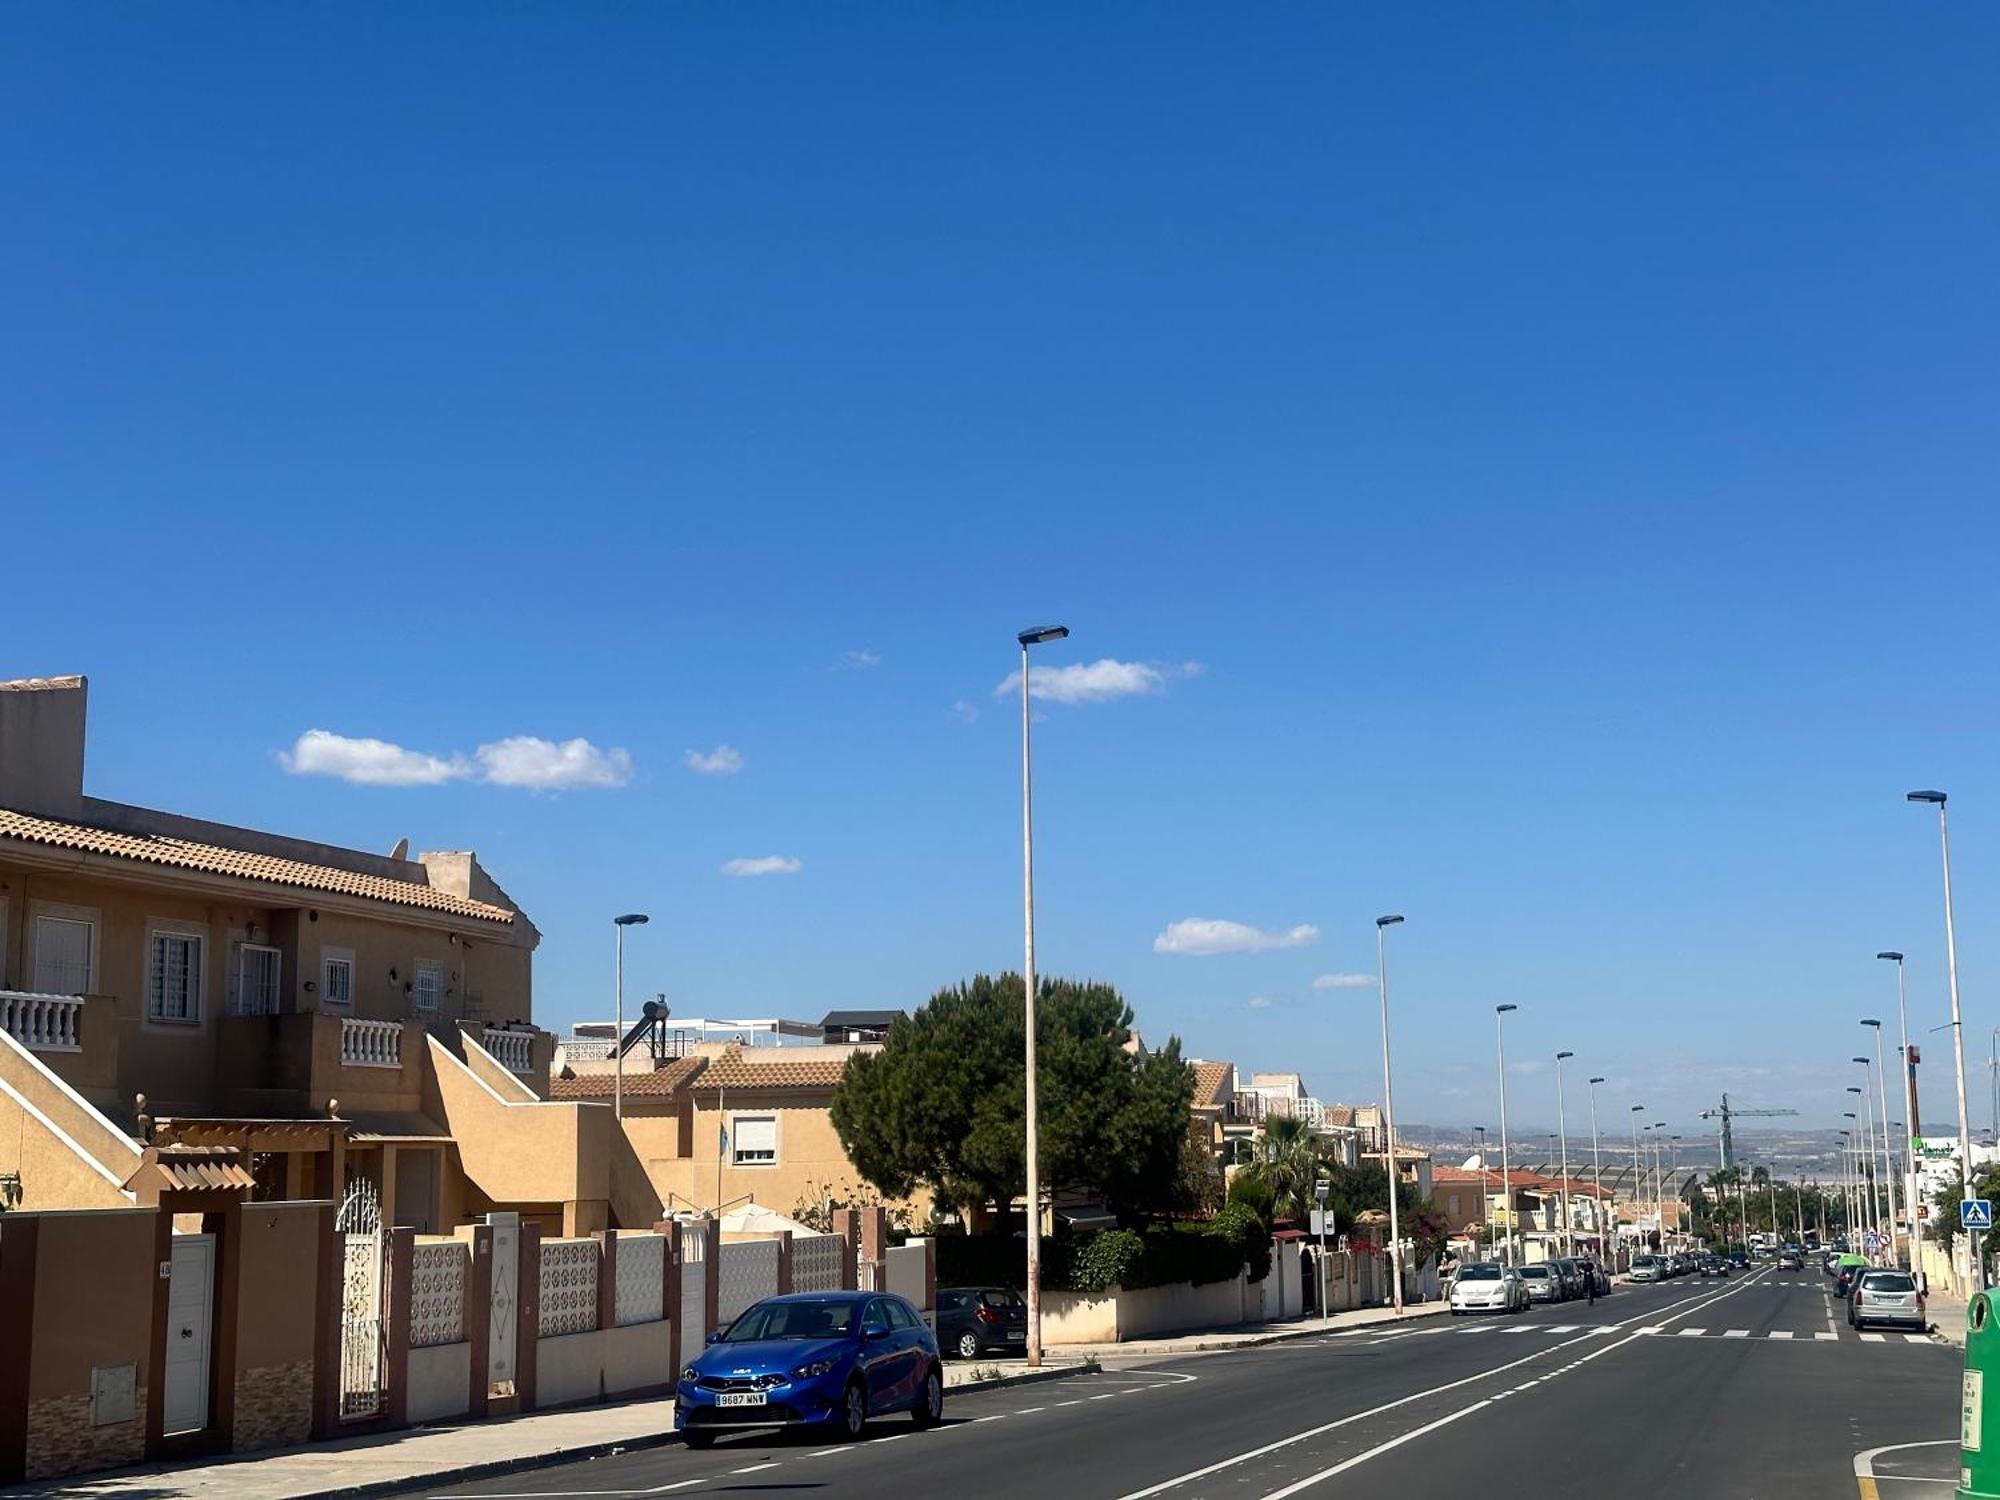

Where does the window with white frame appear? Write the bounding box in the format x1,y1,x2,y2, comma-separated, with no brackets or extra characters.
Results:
321,948,355,1009
233,943,282,1016
731,1115,778,1166
412,957,443,1012
148,932,203,1023
33,915,94,995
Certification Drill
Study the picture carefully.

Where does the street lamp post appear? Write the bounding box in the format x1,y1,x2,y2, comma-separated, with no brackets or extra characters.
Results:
1588,1076,1607,1260
1863,1030,1899,1259
1848,1082,1877,1244
1496,1005,1519,1266
1879,952,1914,1263
1630,1105,1646,1255
1375,916,1407,1314
1840,1120,1858,1236
1555,1053,1575,1258
1017,623,1069,1367
1909,790,1980,1289
1669,1135,1682,1248
612,913,650,1122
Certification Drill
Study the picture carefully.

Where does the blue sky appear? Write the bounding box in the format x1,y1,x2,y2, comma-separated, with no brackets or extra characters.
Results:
6,5,1997,1138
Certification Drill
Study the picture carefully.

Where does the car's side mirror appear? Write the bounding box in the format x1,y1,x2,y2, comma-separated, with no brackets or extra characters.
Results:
707,1330,724,1344
866,1326,891,1341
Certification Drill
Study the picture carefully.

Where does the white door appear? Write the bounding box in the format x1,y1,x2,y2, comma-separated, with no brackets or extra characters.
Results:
164,1234,215,1435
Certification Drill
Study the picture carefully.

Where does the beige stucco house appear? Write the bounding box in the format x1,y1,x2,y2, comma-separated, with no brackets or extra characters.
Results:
0,675,644,1236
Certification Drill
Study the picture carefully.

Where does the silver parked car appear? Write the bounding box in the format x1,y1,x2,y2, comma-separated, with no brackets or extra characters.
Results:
1849,1269,1926,1332
1515,1264,1560,1303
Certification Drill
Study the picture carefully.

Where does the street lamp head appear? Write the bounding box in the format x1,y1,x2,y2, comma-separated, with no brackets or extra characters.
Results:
1556,1050,1574,1060
1907,789,1947,805
1862,1018,1881,1029
1017,625,1070,646
1496,1003,1518,1014
1589,1076,1605,1085
1631,1104,1645,1113
613,913,650,927
1877,951,1904,963
1376,914,1405,928
1652,1121,1665,1129
1853,1056,1871,1066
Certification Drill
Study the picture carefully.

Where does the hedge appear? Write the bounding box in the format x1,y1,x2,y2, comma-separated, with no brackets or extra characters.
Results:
935,1222,1248,1295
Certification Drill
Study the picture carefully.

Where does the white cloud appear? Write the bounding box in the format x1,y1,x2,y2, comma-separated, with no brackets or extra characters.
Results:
722,855,803,877
476,736,632,790
1152,918,1320,956
1247,996,1273,1011
282,728,630,790
950,699,980,724
1312,972,1376,991
281,730,464,786
684,745,745,776
837,648,883,669
993,658,1203,706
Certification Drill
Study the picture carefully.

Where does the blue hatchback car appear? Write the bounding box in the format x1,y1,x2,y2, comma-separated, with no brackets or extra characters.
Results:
676,1290,943,1447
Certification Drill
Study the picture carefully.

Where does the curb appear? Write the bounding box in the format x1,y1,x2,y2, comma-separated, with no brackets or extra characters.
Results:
1075,1305,1455,1358
944,1362,1099,1394
295,1424,690,1500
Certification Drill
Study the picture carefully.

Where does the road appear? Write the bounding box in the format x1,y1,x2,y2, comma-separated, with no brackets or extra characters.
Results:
404,1266,1959,1500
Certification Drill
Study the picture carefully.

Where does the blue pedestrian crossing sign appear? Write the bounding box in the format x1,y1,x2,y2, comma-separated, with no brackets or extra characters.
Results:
1962,1198,1993,1231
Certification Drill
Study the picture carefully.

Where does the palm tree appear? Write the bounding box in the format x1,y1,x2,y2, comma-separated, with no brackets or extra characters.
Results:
1242,1115,1325,1222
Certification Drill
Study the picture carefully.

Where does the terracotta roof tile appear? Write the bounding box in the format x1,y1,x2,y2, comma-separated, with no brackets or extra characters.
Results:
1190,1061,1234,1109
0,806,515,923
692,1047,855,1093
549,1054,709,1100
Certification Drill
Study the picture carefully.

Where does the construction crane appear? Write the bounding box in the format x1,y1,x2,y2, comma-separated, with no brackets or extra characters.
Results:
1698,1092,1800,1170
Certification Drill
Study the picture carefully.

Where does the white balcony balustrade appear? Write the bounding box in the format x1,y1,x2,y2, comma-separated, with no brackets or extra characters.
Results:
340,1017,404,1069
1,991,85,1053
484,1028,534,1074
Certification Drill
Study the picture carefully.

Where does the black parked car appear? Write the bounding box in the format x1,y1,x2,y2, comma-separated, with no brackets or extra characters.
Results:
936,1285,1028,1360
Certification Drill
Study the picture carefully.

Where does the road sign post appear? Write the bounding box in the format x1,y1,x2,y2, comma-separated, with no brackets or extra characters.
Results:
1315,1180,1331,1328
1966,1201,1994,1232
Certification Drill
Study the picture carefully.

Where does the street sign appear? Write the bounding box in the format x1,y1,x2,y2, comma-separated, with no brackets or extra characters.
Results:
1309,1209,1333,1236
1963,1198,1994,1231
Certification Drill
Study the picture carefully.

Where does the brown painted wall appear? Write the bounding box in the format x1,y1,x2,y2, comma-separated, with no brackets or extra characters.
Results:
23,1208,156,1480
229,1202,320,1451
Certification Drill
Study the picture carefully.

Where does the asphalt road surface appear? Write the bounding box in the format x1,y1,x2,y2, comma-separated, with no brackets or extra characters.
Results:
403,1265,1960,1500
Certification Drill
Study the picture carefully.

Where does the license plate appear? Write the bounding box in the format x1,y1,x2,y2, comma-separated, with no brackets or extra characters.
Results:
716,1392,767,1408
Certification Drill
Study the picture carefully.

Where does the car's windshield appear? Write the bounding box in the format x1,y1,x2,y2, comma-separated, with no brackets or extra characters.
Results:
1519,1266,1549,1278
722,1298,855,1341
1458,1264,1503,1281
1634,1256,1657,1266
1861,1273,1917,1293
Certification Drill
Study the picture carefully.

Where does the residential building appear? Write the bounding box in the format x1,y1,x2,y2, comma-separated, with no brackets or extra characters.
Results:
0,675,638,1236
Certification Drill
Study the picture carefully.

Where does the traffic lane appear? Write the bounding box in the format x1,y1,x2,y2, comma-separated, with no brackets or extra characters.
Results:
1088,1266,1783,1499
415,1296,1664,1499
1342,1277,1957,1500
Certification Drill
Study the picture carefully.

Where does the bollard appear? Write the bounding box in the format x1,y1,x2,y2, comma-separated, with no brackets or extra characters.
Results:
1960,1291,2000,1499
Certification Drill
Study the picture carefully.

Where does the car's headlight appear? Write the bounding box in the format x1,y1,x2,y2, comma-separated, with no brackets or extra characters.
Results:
793,1358,840,1380
680,1366,700,1384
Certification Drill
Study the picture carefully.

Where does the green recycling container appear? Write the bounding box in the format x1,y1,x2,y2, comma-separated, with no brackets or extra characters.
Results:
1960,1291,2000,1499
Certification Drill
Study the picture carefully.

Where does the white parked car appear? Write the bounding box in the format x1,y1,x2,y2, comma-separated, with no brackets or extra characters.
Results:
1449,1262,1527,1315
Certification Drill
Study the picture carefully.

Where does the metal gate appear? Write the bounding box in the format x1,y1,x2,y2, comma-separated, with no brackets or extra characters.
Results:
486,1211,519,1394
337,1179,385,1420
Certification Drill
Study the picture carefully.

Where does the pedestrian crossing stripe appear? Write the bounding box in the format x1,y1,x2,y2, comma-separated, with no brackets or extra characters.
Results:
1445,1323,1936,1345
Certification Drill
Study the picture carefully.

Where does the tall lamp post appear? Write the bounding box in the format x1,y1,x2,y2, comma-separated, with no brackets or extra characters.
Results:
1017,623,1069,1366
1668,1135,1682,1248
1588,1076,1607,1259
1909,789,1980,1289
1629,1105,1646,1254
1840,1120,1859,1235
1375,915,1407,1314
1496,1004,1519,1266
612,913,650,1122
1863,1032,1898,1256
1554,1052,1575,1258
1878,953,1914,1264
1848,1082,1877,1244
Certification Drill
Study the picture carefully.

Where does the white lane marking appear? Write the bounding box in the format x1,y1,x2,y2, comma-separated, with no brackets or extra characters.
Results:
1907,1334,1934,1344
1770,1331,1793,1340
1545,1325,1580,1333
1676,1328,1706,1338
1723,1329,1750,1339
1860,1332,1887,1343
1057,1399,1083,1407
1113,1271,1773,1500
973,1413,1007,1421
1018,1406,1045,1413
1815,1332,1838,1341
1257,1400,1493,1499
731,1464,779,1476
808,1446,847,1456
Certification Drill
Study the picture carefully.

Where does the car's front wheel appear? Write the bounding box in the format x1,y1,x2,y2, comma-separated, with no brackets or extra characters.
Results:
956,1331,980,1360
840,1379,869,1441
912,1365,943,1429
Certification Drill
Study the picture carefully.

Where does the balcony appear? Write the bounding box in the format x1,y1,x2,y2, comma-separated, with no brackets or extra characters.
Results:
481,1026,534,1075
340,1017,404,1069
1,991,84,1053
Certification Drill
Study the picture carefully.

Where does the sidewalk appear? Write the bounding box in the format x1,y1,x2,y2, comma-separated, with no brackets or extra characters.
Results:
4,1300,1434,1500
1927,1290,1970,1348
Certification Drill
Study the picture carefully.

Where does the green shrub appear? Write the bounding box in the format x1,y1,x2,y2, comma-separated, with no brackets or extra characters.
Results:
1209,1202,1272,1283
